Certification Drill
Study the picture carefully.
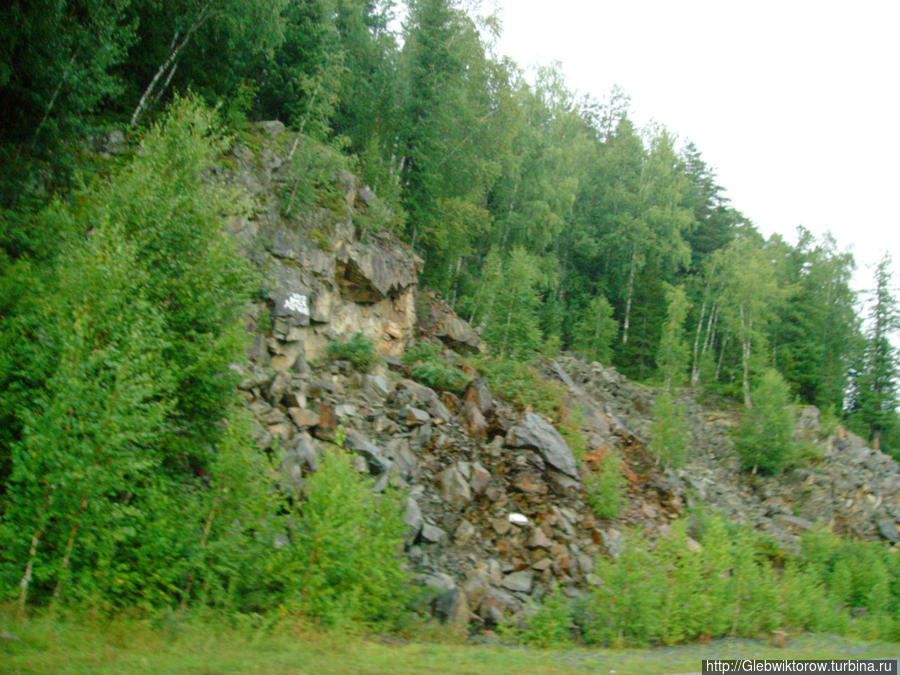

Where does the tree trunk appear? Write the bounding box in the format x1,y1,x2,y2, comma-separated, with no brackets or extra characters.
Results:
622,249,637,345
740,304,753,408
690,299,707,386
130,2,212,127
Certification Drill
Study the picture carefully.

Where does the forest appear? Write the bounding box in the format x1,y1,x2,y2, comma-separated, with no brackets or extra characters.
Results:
1,0,899,654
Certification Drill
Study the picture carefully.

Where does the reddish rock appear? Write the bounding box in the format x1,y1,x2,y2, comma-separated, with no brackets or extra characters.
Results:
462,400,488,439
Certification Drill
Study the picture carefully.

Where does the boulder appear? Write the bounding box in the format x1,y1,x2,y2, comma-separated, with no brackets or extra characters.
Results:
288,407,320,429
462,400,488,439
465,378,493,415
403,496,424,545
876,517,899,543
501,570,534,594
506,413,580,479
439,465,472,508
421,523,448,544
403,406,431,427
344,429,391,475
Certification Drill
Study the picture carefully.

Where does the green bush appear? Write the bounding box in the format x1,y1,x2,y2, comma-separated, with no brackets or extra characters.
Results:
568,515,900,647
326,333,378,372
734,369,797,474
410,360,471,394
0,97,269,610
505,589,574,647
470,354,564,418
284,449,410,626
650,390,689,468
583,450,625,520
402,340,443,366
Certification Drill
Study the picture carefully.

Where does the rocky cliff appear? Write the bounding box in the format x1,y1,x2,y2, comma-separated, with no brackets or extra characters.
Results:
223,123,900,629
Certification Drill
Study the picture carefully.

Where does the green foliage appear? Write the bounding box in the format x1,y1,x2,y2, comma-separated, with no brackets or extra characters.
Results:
402,340,443,366
657,284,690,388
572,295,618,364
285,449,410,626
471,354,564,419
473,247,546,359
0,97,265,610
733,369,797,474
410,361,472,394
504,588,574,648
848,253,899,448
650,390,690,468
508,515,900,648
326,333,378,372
583,451,625,520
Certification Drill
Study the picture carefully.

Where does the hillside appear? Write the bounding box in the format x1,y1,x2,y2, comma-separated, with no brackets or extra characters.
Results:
225,122,900,633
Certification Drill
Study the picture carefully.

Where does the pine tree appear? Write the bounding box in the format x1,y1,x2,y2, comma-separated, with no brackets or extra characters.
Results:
850,254,899,448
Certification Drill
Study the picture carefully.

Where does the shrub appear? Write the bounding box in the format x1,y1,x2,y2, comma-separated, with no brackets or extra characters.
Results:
507,589,574,647
410,360,471,394
284,449,410,626
583,450,625,520
734,369,796,474
402,340,443,366
650,390,689,468
470,354,564,418
326,333,378,372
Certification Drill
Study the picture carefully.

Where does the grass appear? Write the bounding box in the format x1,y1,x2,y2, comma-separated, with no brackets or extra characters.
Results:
2,609,898,675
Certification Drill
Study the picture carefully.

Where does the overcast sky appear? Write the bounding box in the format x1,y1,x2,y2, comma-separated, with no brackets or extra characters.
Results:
489,0,899,294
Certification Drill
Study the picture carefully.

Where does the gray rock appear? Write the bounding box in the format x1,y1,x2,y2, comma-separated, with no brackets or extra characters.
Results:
876,517,899,542
403,496,424,545
335,239,419,302
506,413,580,479
501,570,534,594
367,374,394,397
421,523,448,544
465,378,493,415
254,120,285,137
403,406,431,427
343,429,391,474
439,465,472,508
469,461,492,494
455,519,477,544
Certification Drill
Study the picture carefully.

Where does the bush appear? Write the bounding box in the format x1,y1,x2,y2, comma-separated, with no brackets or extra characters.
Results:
650,390,689,468
326,333,378,372
583,450,625,520
410,360,471,394
470,354,564,419
0,97,267,610
734,369,796,474
401,340,443,366
284,449,410,626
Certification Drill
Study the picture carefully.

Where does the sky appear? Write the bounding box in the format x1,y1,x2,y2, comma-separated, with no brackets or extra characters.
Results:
489,0,900,295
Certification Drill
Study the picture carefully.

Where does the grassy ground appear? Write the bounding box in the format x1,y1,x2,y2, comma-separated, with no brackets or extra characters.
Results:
2,609,898,675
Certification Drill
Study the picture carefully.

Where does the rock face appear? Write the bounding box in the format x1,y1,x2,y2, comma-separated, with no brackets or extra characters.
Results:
227,132,423,362
506,413,580,480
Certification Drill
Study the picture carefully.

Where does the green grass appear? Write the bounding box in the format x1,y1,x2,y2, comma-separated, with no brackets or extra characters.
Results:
2,609,898,675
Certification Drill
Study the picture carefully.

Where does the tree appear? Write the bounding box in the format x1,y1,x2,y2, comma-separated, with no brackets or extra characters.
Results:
849,254,899,448
773,228,859,412
650,390,689,468
710,236,785,407
473,247,544,359
0,0,136,146
657,284,690,388
0,98,261,608
572,295,618,364
733,369,796,474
